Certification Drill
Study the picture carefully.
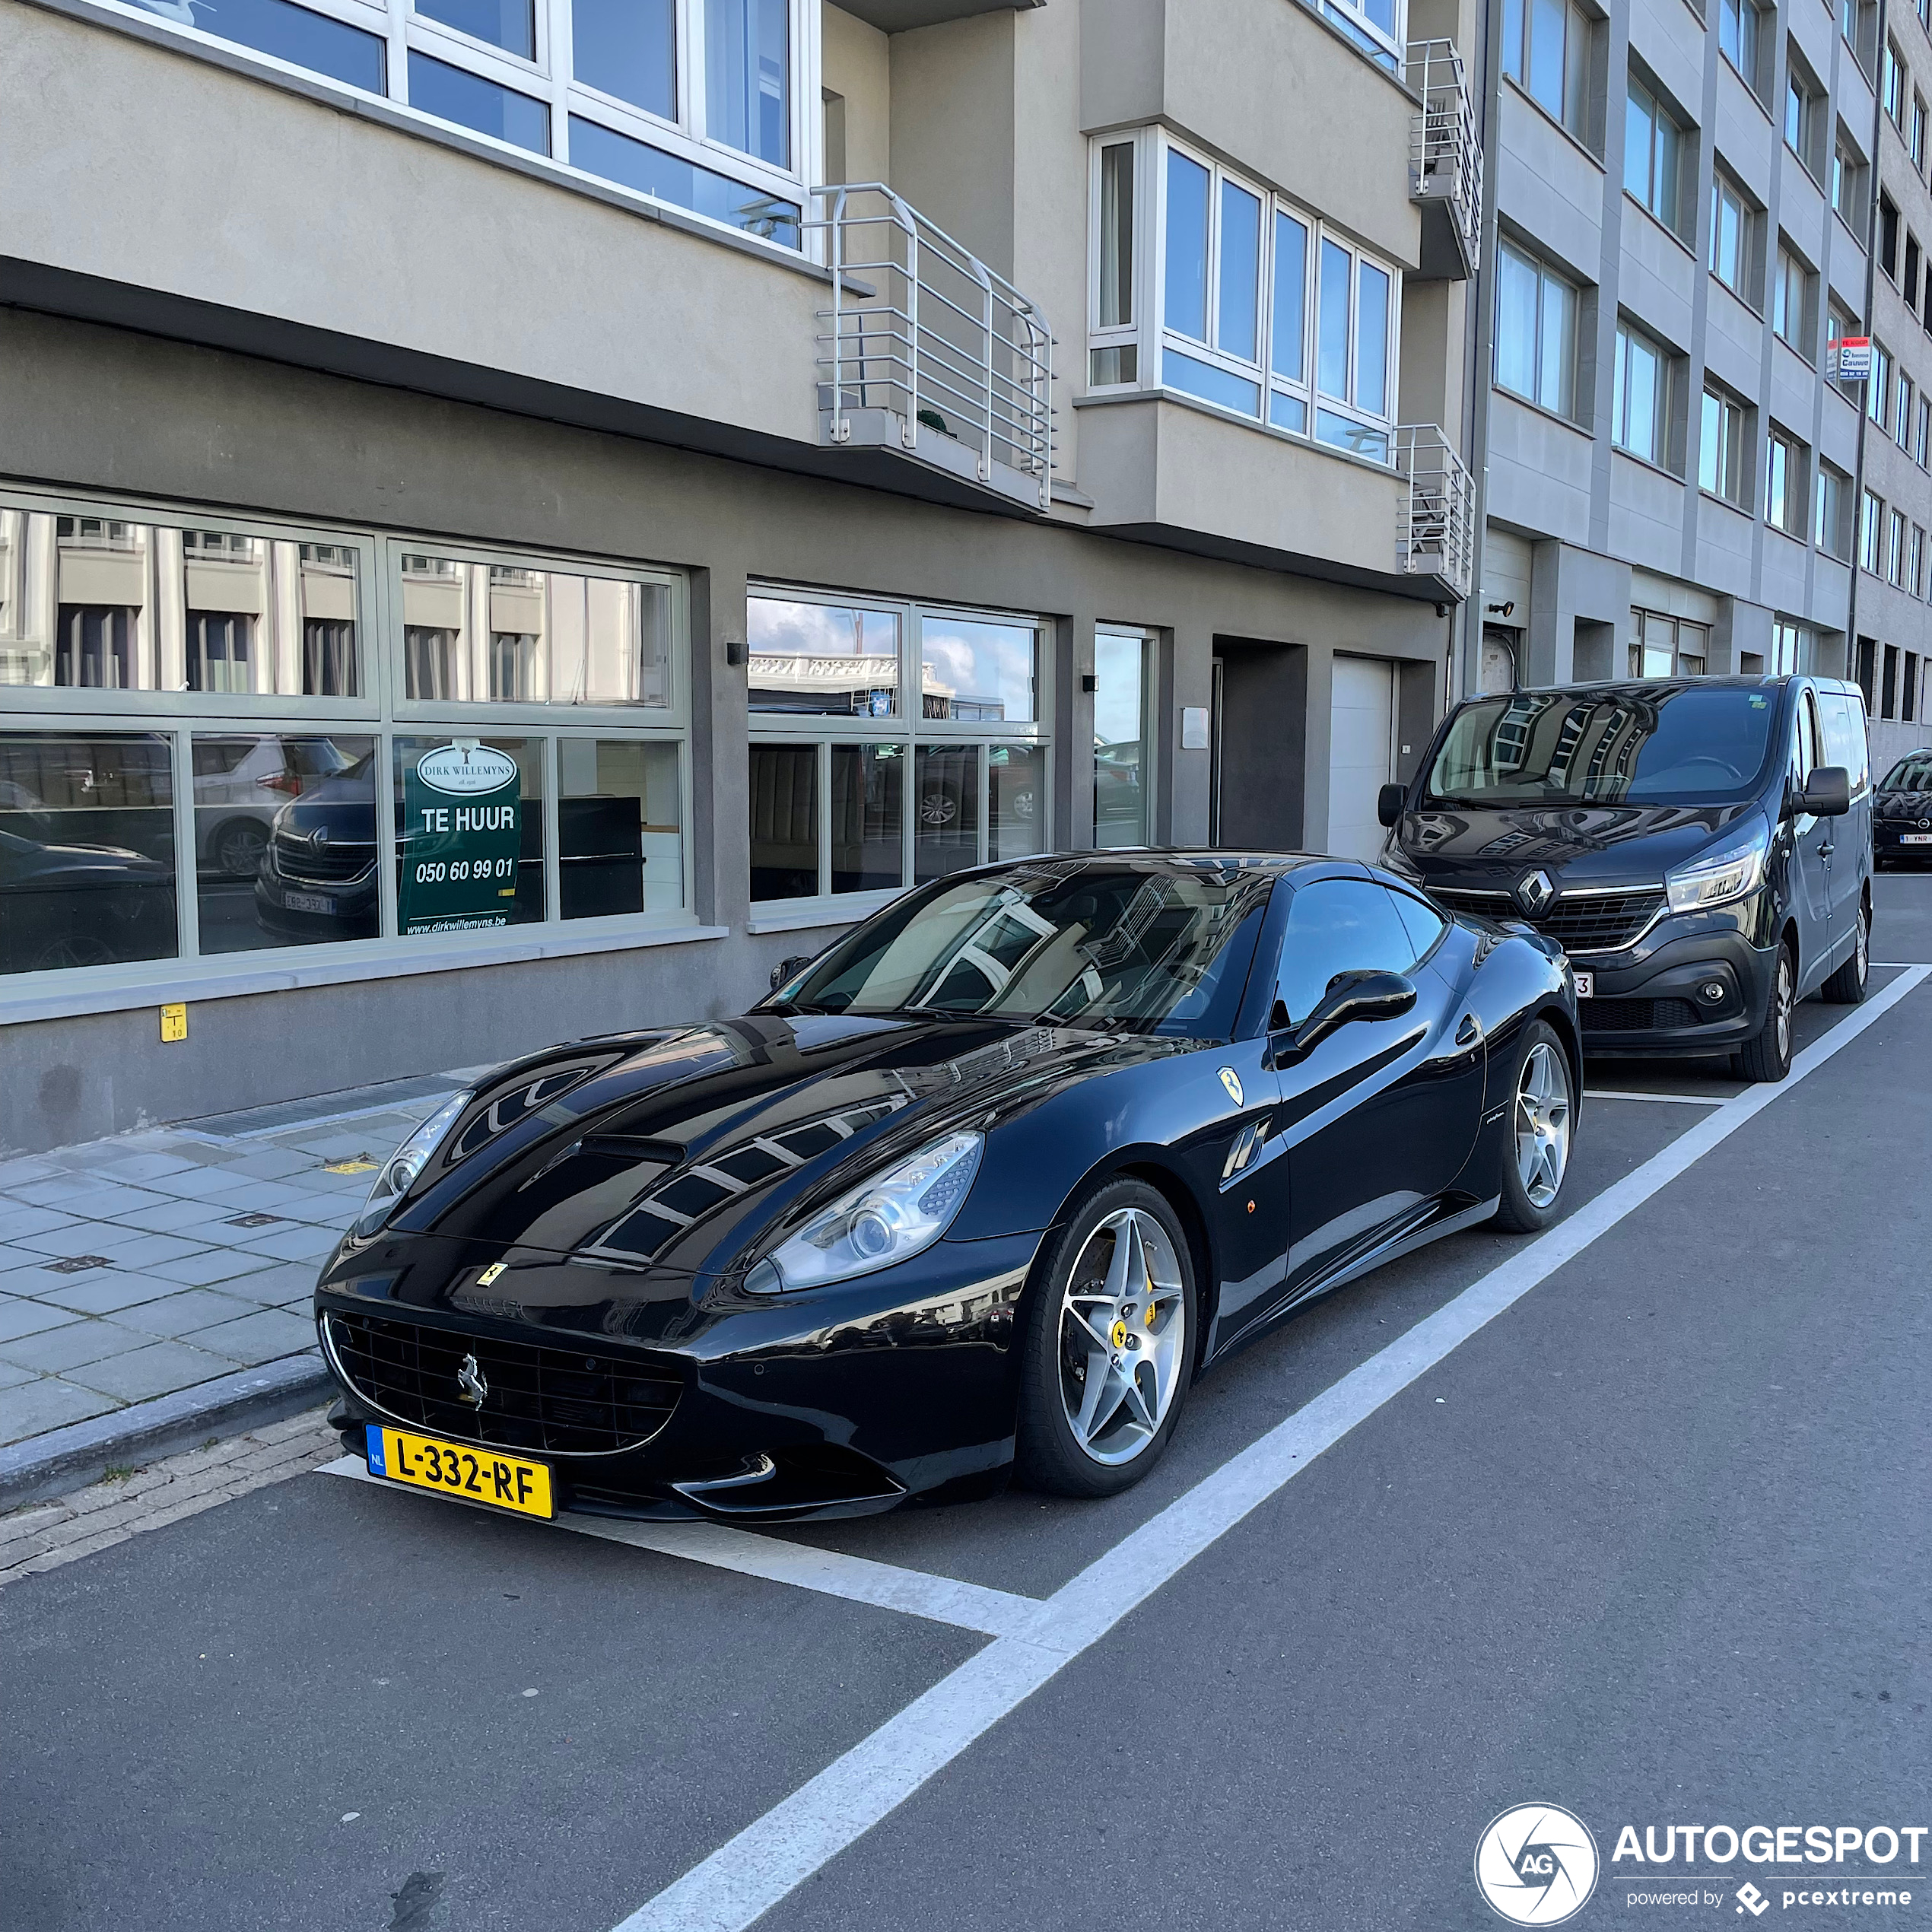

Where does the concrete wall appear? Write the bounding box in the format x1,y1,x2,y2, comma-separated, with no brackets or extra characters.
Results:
821,4,893,185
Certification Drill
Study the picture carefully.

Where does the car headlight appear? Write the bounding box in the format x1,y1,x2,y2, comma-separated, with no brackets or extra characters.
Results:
744,1130,983,1295
352,1089,472,1238
1665,818,1770,914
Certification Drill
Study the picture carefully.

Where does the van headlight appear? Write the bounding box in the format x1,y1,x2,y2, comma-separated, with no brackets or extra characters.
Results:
353,1089,472,1238
1665,818,1770,914
745,1130,983,1295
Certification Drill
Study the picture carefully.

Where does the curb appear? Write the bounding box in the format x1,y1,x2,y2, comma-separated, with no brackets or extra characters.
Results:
0,1354,332,1511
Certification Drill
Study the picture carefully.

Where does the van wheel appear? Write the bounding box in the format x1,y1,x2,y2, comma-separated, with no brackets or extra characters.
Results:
1735,942,1795,1082
1820,898,1870,1005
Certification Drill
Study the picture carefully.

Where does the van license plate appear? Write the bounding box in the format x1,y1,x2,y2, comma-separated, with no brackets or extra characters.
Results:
1572,971,1594,998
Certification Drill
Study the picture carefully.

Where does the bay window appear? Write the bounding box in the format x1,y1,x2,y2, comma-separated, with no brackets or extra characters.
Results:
1088,131,1400,462
115,0,812,249
747,589,1047,912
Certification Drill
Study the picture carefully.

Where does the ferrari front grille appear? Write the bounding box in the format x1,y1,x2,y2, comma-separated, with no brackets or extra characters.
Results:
326,1310,682,1455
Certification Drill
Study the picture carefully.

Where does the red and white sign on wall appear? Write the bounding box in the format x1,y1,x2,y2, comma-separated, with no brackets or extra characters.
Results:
1838,337,1873,382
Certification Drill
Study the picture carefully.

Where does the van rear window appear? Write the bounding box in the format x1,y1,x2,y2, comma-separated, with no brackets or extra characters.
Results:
1425,688,1781,806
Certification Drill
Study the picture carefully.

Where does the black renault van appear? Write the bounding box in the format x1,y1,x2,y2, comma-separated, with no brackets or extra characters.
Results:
1377,678,1873,1082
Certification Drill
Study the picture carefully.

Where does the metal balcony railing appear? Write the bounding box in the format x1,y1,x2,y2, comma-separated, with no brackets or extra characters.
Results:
1395,424,1475,596
1405,39,1482,275
809,185,1054,510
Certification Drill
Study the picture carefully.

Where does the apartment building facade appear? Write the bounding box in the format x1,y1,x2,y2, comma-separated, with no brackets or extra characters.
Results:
0,0,1486,1152
1470,0,1878,718
1859,0,1932,772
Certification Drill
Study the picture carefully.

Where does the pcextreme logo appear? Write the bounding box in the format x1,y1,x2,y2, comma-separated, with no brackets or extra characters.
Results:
1476,1804,1601,1924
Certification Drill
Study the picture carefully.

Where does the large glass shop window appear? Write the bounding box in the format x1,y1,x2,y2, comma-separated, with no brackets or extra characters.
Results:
194,733,380,954
0,732,178,975
392,736,546,934
558,738,684,917
0,516,362,697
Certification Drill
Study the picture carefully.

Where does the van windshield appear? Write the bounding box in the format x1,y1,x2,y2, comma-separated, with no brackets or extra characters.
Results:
1425,687,1781,807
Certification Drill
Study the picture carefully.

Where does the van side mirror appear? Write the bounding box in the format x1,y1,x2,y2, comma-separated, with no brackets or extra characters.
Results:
1275,969,1417,1060
1377,783,1406,828
769,953,815,993
1799,766,1851,818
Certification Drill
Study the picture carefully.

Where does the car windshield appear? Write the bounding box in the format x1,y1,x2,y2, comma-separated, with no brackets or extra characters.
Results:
1425,687,1781,806
1880,753,1932,791
776,860,1276,1038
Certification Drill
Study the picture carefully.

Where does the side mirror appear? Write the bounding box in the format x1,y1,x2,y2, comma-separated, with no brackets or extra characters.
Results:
1377,783,1406,828
769,953,815,993
1276,969,1418,1058
1799,765,1851,818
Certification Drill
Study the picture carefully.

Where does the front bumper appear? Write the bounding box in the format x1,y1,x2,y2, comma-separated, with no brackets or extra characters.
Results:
1876,818,1932,863
315,1225,1043,1521
1572,907,1777,1058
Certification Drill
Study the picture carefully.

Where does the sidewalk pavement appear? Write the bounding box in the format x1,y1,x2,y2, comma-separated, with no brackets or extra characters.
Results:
0,1073,473,1477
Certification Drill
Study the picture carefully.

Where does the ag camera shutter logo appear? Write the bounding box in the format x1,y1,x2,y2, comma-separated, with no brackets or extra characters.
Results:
1475,1804,1600,1924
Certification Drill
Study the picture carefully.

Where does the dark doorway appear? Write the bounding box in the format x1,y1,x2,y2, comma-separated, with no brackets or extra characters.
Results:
1209,637,1307,851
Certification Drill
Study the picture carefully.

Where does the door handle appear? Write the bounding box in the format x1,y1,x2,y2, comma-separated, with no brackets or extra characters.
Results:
1819,841,1835,857
1455,1012,1482,1047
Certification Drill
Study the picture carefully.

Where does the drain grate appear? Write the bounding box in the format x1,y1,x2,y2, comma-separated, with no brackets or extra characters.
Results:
46,1255,114,1274
224,1212,284,1228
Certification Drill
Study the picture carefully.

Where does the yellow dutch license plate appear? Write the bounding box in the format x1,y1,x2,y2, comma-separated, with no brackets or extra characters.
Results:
367,1426,554,1519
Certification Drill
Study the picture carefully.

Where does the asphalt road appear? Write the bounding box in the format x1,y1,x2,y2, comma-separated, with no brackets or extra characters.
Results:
7,874,1931,1932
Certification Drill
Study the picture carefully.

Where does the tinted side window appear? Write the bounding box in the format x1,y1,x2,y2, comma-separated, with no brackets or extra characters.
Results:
1819,691,1870,790
1390,889,1446,960
1275,879,1416,1026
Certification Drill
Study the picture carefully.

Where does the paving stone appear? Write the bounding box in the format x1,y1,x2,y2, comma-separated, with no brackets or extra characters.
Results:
0,1361,37,1390
80,1231,212,1271
7,1222,154,1260
113,1289,262,1339
141,1167,261,1201
0,1296,83,1343
99,1196,229,1235
15,1182,167,1219
0,1158,61,1189
29,1270,195,1316
0,1378,118,1446
186,1308,318,1366
209,1262,319,1306
66,1341,230,1404
236,1224,345,1264
221,1149,323,1180
8,1177,105,1209
0,1205,81,1244
0,1320,149,1374
89,1153,201,1184
138,1249,283,1289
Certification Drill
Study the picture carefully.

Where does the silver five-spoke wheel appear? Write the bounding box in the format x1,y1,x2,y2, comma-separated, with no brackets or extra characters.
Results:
1514,1041,1572,1209
1057,1207,1187,1467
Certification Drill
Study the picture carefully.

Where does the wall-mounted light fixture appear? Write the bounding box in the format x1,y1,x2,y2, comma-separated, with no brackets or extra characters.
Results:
1485,600,1516,618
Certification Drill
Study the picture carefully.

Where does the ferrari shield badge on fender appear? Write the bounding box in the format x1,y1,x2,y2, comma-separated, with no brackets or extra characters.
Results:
1219,1067,1244,1107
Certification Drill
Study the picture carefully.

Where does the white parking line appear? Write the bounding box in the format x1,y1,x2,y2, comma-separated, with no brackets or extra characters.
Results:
319,1457,1047,1641
612,964,1931,1932
1581,1089,1727,1105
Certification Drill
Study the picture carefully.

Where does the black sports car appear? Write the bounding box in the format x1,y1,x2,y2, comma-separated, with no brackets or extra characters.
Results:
1875,751,1932,869
316,853,1578,1520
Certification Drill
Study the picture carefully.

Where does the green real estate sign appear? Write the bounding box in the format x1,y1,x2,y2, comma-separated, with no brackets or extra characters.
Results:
399,742,523,935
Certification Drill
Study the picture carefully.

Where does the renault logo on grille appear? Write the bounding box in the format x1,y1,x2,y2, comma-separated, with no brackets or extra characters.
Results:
1515,870,1555,916
456,1352,487,1407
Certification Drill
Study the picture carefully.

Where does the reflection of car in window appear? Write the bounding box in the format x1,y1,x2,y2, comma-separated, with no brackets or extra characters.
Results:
0,824,175,975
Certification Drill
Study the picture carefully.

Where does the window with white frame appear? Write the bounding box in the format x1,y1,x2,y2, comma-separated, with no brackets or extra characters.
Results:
1771,619,1806,674
1867,339,1894,428
1816,461,1851,557
1765,426,1806,535
1709,170,1759,304
1494,238,1579,418
1885,37,1908,128
1861,488,1885,573
1772,241,1816,353
1698,386,1749,504
1889,507,1910,586
1898,372,1917,449
1912,525,1928,599
1719,0,1763,91
1502,0,1594,141
1785,53,1826,177
1833,128,1868,231
1629,609,1709,678
1300,0,1405,73
1612,319,1676,469
1625,74,1687,236
112,0,814,249
1917,394,1930,466
1915,92,1928,172
0,491,694,982
1087,131,1400,462
745,588,1048,906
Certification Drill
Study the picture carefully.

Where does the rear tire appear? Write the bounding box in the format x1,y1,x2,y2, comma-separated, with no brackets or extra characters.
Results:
1735,941,1795,1082
1015,1178,1197,1499
1492,1020,1575,1235
1820,895,1870,1005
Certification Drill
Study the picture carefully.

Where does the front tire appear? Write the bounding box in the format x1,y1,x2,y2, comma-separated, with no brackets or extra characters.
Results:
1735,940,1796,1082
1015,1179,1197,1498
1492,1021,1575,1234
1820,895,1870,1005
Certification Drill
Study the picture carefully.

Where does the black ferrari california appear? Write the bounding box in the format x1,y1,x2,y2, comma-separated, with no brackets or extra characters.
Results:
316,852,1578,1521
